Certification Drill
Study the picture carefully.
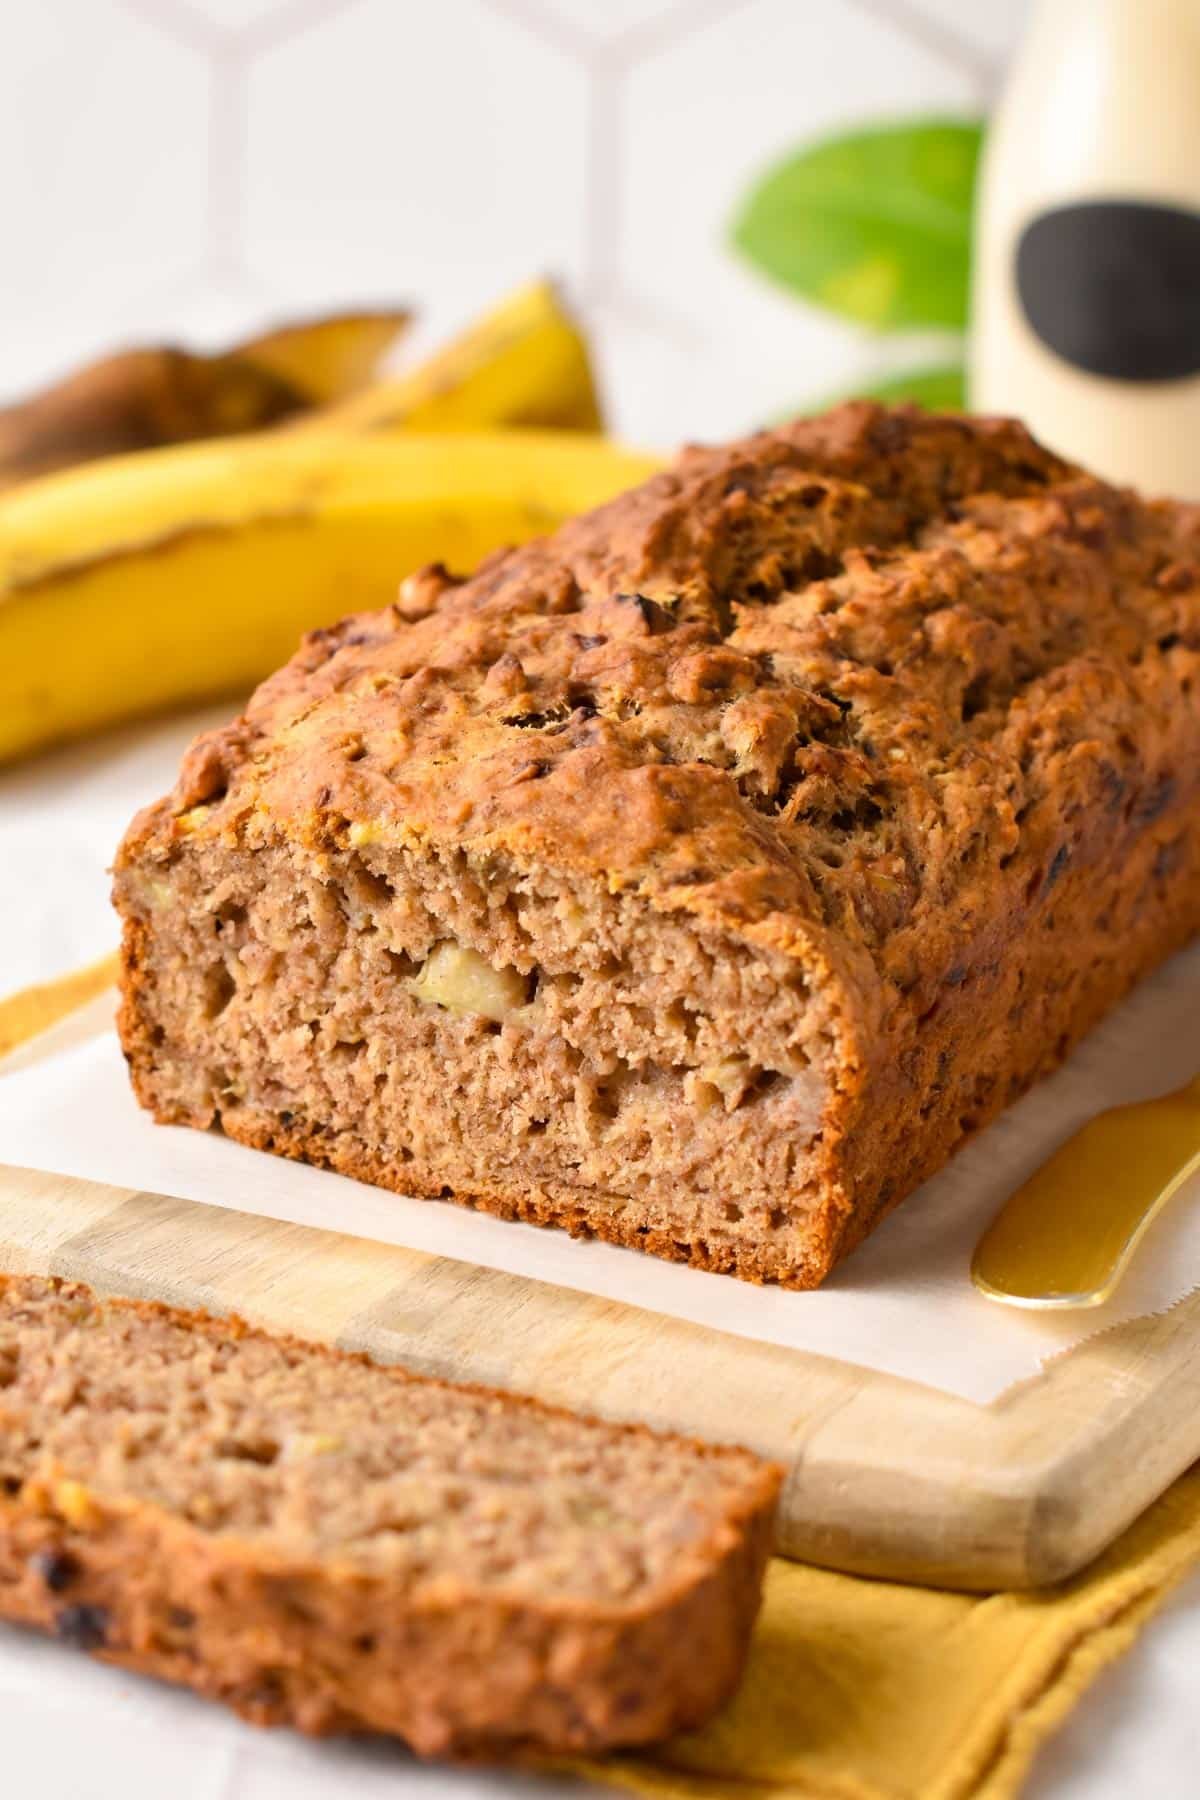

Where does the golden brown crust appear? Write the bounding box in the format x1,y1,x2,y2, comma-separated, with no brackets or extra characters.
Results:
0,1275,779,1757
115,403,1200,1284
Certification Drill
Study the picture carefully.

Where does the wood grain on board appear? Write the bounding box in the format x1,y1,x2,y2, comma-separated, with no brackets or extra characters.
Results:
2,1160,1199,1592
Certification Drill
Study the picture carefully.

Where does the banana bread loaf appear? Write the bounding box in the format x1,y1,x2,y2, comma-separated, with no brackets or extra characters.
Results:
0,1274,778,1756
114,403,1200,1287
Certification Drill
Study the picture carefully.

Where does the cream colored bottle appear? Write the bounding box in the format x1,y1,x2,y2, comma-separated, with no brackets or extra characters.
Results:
970,0,1200,496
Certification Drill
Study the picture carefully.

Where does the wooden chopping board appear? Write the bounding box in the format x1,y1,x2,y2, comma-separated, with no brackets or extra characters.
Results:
3,1157,1200,1593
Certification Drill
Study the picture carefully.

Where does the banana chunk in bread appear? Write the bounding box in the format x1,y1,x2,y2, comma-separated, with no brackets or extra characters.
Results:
0,1275,778,1756
115,404,1200,1287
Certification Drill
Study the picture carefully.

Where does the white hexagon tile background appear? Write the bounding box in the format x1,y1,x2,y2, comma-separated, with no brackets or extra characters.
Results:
0,0,1029,447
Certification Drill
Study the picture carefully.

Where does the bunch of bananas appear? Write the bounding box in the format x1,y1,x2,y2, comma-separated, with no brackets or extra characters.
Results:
0,282,658,764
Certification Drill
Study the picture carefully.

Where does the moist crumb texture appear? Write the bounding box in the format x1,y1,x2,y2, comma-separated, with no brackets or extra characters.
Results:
0,1275,778,1755
114,402,1200,1287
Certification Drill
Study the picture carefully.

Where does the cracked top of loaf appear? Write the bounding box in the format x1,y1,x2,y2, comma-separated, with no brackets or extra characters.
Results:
131,402,1200,1010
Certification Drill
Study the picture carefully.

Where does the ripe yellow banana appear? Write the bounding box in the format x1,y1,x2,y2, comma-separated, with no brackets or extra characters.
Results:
0,279,595,496
0,431,659,765
309,278,602,435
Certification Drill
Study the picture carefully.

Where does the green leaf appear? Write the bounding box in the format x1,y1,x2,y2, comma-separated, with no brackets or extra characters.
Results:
829,362,966,410
731,119,983,331
772,363,966,427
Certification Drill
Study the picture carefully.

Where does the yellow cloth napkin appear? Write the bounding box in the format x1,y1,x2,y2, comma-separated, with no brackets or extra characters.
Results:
571,1467,1200,1800
0,951,118,1060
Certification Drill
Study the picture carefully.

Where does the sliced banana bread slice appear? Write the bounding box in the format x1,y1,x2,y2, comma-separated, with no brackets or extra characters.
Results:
0,1275,778,1758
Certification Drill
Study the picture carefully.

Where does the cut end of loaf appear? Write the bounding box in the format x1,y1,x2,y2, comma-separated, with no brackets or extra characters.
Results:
0,1275,779,1756
115,830,846,1287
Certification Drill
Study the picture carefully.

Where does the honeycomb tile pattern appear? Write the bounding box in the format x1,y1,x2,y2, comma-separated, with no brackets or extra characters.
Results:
0,0,1029,441
243,0,590,306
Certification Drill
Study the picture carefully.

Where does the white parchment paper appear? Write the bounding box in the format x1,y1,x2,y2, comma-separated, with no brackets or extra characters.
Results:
1,707,1198,1403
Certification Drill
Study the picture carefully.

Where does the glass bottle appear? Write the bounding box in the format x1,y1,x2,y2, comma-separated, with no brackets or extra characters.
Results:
970,0,1200,495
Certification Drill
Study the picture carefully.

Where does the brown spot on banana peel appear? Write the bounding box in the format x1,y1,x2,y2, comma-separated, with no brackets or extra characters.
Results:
0,350,305,491
0,311,409,490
